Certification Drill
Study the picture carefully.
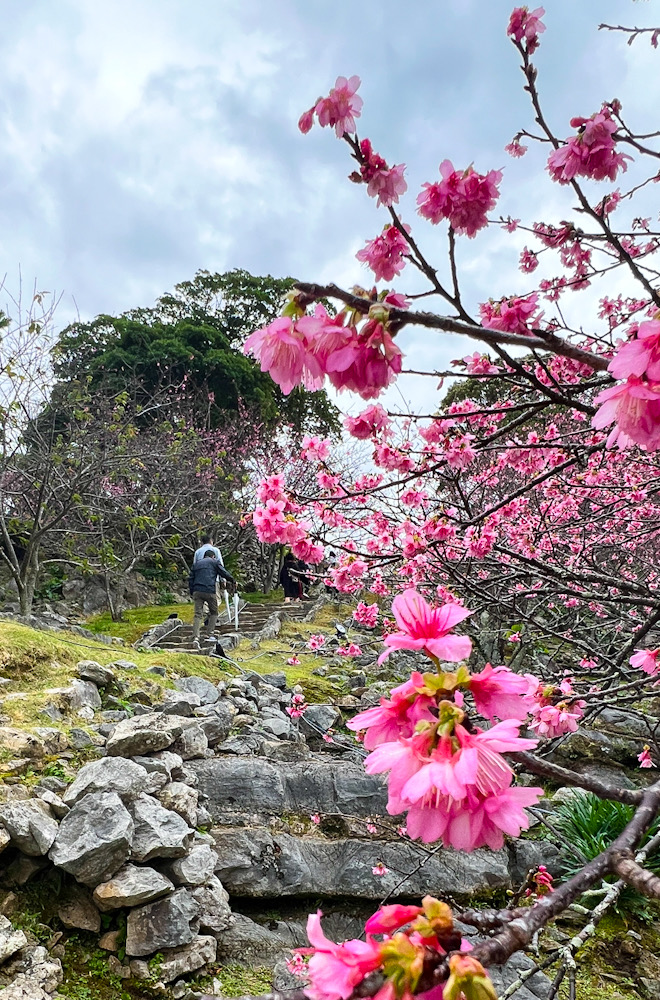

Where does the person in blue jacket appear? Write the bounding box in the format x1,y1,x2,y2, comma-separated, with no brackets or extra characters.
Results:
189,550,235,648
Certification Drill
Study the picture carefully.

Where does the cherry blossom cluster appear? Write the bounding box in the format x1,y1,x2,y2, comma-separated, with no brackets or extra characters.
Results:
593,319,660,451
302,897,497,1000
528,678,586,739
353,601,380,627
252,473,325,563
244,296,405,402
346,590,544,851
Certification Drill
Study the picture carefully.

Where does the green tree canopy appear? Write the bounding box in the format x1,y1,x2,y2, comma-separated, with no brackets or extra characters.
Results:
52,269,341,437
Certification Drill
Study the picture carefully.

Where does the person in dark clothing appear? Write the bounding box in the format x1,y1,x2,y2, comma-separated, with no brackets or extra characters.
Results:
280,552,299,602
189,550,235,647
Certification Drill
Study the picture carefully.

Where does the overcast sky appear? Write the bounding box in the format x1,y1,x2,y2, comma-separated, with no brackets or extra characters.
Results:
2,0,659,413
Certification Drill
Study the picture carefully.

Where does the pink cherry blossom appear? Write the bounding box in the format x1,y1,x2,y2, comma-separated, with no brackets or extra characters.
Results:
364,904,422,935
417,160,502,238
469,663,535,722
529,696,585,738
507,7,546,52
505,139,528,157
302,434,331,463
253,498,287,544
379,590,472,664
547,109,631,185
344,404,390,440
304,911,382,1000
359,139,407,207
609,320,660,382
315,76,363,137
638,746,656,768
307,634,326,651
356,224,410,281
243,316,323,395
353,601,379,627
371,862,389,876
257,474,287,504
630,648,660,675
463,352,500,375
592,376,660,451
287,656,301,666
298,106,315,134
480,293,540,335
310,813,321,825
347,672,436,749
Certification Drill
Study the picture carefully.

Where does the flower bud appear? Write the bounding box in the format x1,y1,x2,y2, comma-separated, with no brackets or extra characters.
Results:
444,954,497,1000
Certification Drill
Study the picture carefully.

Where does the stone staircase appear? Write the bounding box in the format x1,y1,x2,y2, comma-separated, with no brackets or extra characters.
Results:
138,599,313,653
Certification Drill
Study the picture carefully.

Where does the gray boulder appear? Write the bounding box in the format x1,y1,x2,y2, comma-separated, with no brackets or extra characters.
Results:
129,793,194,862
176,676,219,706
0,914,28,963
190,757,387,819
157,782,199,827
62,756,148,806
162,845,218,886
170,723,208,760
157,934,217,982
212,827,511,899
69,678,102,711
260,717,292,739
93,864,174,911
132,750,183,778
57,884,101,932
76,661,115,687
49,791,133,886
125,888,200,957
105,714,184,756
190,877,232,935
0,800,58,856
300,704,341,737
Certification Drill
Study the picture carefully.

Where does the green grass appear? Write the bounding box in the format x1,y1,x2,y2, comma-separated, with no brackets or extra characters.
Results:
85,603,193,644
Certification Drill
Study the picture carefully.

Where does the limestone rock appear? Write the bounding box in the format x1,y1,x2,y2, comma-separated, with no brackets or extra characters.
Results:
162,845,217,887
105,714,184,756
125,888,200,957
157,934,217,982
300,704,341,737
129,793,194,862
0,825,11,853
170,723,208,761
62,756,148,806
93,863,174,911
69,678,102,711
191,877,232,935
35,789,69,819
0,914,28,963
212,827,511,899
176,676,219,706
157,782,198,827
49,791,133,886
0,800,58,856
76,661,115,686
0,727,45,759
57,885,101,932
0,944,62,1000
31,728,68,754
190,757,388,819
195,704,233,747
132,750,183,778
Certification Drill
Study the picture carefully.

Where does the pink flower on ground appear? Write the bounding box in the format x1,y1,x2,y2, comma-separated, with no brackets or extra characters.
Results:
371,863,389,876
507,7,546,52
366,823,378,834
592,376,660,451
630,648,660,675
315,76,363,137
304,911,382,1000
310,814,321,825
609,320,660,382
307,634,326,651
356,224,410,281
638,745,656,768
379,591,472,665
346,672,436,749
469,663,535,722
287,656,301,666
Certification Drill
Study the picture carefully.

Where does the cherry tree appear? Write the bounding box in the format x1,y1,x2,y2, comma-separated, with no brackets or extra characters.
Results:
240,8,660,1000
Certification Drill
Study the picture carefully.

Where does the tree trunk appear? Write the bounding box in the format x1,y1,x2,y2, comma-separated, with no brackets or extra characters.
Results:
18,547,40,617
